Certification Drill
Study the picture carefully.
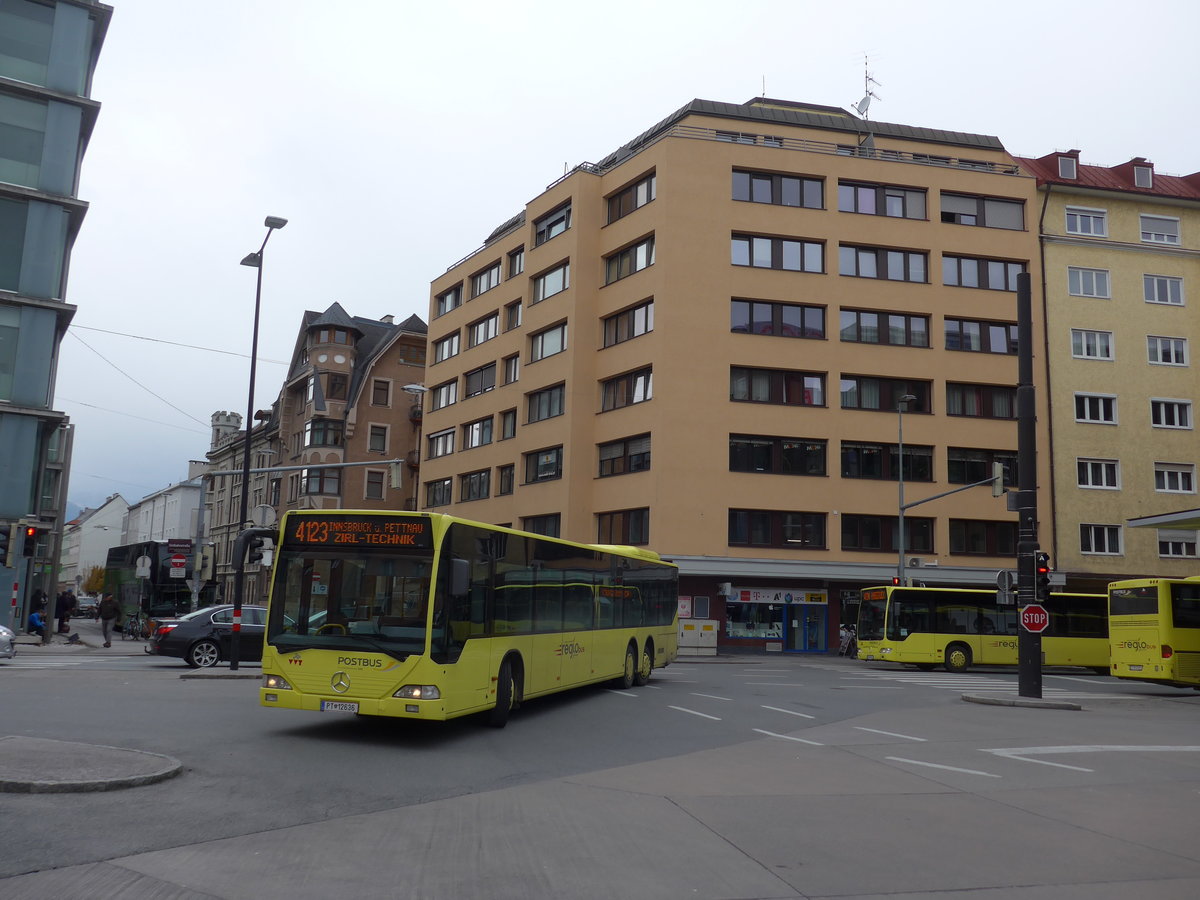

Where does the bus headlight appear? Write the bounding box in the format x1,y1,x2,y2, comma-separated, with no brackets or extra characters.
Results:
263,674,293,690
393,685,440,700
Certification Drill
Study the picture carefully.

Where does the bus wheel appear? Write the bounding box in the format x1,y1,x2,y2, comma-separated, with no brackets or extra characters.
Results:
944,643,972,673
634,643,653,686
616,645,636,690
488,659,516,728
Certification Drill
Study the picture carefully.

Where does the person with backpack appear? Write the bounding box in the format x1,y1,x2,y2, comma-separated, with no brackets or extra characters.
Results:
98,593,121,648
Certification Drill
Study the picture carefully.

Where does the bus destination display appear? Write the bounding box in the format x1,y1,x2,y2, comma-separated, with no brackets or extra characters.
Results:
284,515,433,550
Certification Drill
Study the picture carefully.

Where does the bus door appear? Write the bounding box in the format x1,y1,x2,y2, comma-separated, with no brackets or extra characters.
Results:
559,584,594,688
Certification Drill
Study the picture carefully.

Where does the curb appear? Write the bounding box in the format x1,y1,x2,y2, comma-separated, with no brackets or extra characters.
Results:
0,736,183,794
961,693,1082,711
179,670,261,680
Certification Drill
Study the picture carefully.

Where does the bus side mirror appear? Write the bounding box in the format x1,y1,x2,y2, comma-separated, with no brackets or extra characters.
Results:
450,558,470,598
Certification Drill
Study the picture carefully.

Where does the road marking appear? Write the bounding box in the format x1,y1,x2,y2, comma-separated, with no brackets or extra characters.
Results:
669,705,721,721
743,681,807,686
604,689,638,697
754,728,823,745
837,685,903,689
981,745,1200,773
887,757,1001,778
690,692,733,701
761,705,816,719
855,726,926,742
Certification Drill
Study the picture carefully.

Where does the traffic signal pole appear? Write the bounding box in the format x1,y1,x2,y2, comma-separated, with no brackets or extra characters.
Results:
1015,273,1042,699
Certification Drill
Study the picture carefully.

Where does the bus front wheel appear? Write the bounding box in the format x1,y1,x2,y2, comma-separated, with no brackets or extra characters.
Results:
944,643,972,673
634,643,653,686
488,660,516,728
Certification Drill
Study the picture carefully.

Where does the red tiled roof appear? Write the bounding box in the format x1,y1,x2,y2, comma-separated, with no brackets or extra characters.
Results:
1016,151,1200,200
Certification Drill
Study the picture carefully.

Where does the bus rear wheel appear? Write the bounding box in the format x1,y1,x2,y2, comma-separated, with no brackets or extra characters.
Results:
488,659,516,728
616,645,636,690
634,643,653,686
944,643,972,673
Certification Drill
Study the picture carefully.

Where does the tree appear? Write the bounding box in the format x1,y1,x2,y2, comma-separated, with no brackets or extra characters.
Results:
83,565,106,595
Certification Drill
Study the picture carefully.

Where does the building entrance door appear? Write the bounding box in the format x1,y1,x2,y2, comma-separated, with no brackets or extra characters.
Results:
784,604,828,652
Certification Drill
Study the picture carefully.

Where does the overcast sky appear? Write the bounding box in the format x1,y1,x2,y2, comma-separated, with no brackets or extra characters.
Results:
58,0,1200,513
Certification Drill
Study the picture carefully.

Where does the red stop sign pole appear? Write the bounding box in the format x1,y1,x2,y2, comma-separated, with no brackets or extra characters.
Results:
1020,604,1049,633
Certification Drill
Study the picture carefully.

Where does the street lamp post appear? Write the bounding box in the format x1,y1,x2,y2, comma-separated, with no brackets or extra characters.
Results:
231,216,287,671
402,384,428,511
896,393,917,587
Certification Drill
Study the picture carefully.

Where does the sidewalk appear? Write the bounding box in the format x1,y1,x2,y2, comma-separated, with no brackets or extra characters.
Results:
12,616,149,655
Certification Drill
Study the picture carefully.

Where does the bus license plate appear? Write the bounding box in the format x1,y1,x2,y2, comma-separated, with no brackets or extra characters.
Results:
1129,665,1143,672
320,700,358,713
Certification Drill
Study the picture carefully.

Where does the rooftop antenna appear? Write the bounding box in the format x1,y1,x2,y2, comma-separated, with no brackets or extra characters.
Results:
853,54,881,119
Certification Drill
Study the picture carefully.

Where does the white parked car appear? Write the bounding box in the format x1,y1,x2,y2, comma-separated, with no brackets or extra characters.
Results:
0,624,16,660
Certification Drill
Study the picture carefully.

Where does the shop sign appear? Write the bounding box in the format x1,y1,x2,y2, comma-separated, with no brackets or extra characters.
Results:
732,588,828,604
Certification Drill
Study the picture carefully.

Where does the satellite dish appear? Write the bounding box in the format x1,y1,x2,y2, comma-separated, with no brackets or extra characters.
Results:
855,94,871,116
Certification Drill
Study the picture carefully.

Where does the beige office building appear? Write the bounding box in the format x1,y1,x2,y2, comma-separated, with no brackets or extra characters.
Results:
423,98,1048,652
1018,152,1200,591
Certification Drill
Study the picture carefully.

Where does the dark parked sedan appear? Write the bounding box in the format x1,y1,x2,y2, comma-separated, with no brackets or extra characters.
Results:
148,605,267,668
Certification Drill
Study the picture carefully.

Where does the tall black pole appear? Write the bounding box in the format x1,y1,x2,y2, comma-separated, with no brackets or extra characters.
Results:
1015,272,1041,698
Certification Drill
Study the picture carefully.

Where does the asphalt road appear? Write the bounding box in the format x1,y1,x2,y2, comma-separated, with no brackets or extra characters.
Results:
4,644,1200,898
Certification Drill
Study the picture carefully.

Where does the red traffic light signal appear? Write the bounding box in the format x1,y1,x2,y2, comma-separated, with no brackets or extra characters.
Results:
22,525,38,557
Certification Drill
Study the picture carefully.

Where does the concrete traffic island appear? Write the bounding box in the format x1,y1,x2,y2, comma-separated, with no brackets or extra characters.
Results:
0,736,182,793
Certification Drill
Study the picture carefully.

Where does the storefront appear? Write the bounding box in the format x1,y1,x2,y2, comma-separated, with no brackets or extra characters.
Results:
723,586,829,653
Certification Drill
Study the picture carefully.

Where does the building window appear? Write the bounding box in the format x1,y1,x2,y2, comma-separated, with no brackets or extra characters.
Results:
602,368,653,411
326,373,348,400
464,363,496,398
1081,524,1122,555
717,130,757,144
734,170,823,209
1156,463,1195,494
371,379,390,406
1151,399,1191,429
1140,215,1180,245
522,513,560,537
838,181,926,219
505,301,522,330
508,247,524,277
840,245,927,282
948,448,1016,488
943,255,1023,291
430,380,457,411
304,419,343,447
1077,458,1119,489
841,515,933,553
605,236,655,284
946,383,1016,418
940,193,1023,229
732,299,824,339
1074,393,1117,424
426,478,452,508
316,328,349,345
471,263,501,298
462,417,493,450
368,424,387,453
433,332,460,362
525,446,563,483
608,172,656,223
1071,329,1114,360
1058,156,1077,178
528,384,565,423
1148,336,1187,366
841,442,933,481
729,509,826,549
460,470,490,502
1159,530,1198,559
435,284,462,317
497,464,515,496
427,428,454,459
1065,206,1107,236
530,323,567,361
500,408,517,439
1067,267,1111,299
364,470,385,500
468,314,499,348
949,520,1017,555
532,262,569,303
730,435,827,476
598,434,651,477
302,467,340,495
733,367,824,407
731,234,823,272
946,318,1018,354
604,299,654,346
534,204,571,245
842,310,929,347
597,508,650,545
503,353,520,384
840,377,926,412
1144,274,1183,306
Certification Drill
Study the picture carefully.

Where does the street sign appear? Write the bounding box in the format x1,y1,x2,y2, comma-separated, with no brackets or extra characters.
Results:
995,570,1014,593
169,553,187,579
135,555,152,578
1020,604,1049,633
168,538,192,554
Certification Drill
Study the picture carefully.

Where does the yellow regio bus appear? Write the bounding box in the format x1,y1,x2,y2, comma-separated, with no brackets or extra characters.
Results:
1108,576,1200,689
856,586,1109,673
260,510,679,727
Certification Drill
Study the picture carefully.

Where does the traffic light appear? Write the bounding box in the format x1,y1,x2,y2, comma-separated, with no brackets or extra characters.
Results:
1035,551,1051,601
246,534,273,567
991,461,1006,497
21,524,38,557
0,523,13,568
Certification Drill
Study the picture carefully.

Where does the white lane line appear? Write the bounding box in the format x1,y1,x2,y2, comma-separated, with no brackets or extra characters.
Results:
644,685,664,690
761,705,816,719
743,681,807,686
981,745,1200,773
886,757,1001,778
668,705,722,721
838,685,903,689
1042,674,1113,685
690,692,733,701
855,726,927,742
605,689,638,697
754,728,823,745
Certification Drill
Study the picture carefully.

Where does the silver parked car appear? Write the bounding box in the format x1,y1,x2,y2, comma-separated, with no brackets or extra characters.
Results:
0,624,16,660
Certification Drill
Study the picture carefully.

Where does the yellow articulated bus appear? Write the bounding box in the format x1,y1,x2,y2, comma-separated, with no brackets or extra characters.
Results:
856,585,1109,673
260,510,679,727
1108,576,1200,689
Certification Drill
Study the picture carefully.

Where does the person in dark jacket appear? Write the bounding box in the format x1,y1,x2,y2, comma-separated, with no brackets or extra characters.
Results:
55,591,75,633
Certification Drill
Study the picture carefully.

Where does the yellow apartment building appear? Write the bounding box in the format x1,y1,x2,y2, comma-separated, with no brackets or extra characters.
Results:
1017,151,1200,591
423,98,1047,652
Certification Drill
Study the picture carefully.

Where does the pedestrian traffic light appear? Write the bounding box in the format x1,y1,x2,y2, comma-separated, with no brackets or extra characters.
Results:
21,524,38,557
0,523,13,568
1035,551,1051,600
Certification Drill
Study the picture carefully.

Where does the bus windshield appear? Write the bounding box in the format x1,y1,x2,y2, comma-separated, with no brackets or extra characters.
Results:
267,549,433,660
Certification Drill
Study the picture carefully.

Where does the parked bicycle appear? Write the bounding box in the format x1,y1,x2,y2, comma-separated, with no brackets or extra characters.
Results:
122,612,150,641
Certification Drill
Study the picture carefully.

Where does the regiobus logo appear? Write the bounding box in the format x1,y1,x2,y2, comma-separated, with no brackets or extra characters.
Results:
556,641,585,658
1116,640,1154,651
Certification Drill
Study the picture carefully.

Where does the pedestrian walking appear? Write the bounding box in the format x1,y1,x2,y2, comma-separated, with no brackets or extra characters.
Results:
98,593,120,648
55,591,73,633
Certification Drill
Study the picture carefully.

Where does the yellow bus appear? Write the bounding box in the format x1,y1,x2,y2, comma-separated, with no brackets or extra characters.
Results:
259,510,679,727
1108,576,1200,688
856,586,1109,673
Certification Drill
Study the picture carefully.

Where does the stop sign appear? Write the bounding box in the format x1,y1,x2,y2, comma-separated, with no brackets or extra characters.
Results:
1020,604,1049,633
